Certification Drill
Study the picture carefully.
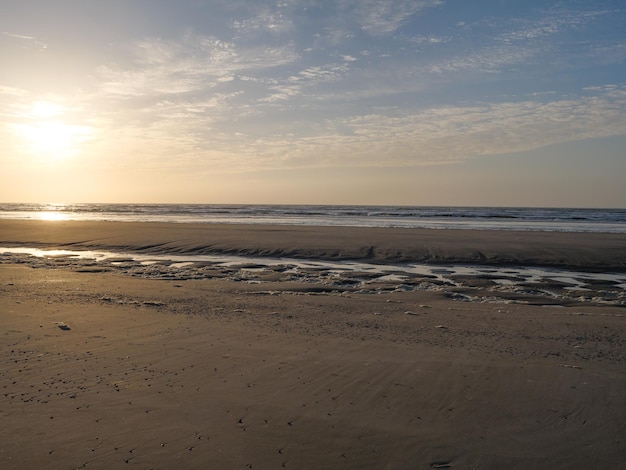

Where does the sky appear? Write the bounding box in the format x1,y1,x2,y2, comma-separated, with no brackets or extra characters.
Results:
1,0,625,207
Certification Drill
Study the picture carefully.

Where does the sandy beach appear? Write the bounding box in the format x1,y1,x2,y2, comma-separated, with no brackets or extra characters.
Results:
1,221,625,469
2,219,626,270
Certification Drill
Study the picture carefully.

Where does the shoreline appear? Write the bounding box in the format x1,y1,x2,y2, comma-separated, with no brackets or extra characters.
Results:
2,204,625,234
3,219,625,309
2,219,626,272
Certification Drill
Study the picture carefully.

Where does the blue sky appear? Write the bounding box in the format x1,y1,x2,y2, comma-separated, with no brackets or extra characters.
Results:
1,0,625,206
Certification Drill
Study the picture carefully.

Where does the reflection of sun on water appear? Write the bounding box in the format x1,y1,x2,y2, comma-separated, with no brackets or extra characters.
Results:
39,211,69,221
39,203,69,221
11,100,93,161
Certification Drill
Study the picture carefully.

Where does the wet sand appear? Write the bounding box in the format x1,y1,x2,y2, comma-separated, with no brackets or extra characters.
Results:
1,221,625,469
2,219,626,270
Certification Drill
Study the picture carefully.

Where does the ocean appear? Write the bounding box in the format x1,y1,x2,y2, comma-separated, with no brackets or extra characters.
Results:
1,203,625,233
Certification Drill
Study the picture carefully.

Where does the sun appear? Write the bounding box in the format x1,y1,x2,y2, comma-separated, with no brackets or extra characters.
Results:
11,100,93,161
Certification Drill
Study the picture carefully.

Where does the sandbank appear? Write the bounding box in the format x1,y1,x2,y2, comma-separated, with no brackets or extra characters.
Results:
2,219,626,271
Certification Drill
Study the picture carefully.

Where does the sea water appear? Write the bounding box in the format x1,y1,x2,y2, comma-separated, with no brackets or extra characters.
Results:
1,203,625,233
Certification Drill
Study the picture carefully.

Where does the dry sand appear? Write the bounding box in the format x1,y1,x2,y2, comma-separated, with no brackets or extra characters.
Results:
1,222,625,469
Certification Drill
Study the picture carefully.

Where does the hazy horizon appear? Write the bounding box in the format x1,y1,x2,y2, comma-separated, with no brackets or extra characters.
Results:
2,201,625,211
1,1,625,207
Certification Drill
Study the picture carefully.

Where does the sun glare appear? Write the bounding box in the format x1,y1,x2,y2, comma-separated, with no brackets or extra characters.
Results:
39,211,69,221
31,101,64,119
11,100,93,161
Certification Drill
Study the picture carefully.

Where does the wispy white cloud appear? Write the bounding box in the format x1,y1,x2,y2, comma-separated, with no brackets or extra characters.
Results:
254,61,353,105
289,63,350,84
1,31,48,49
495,6,613,43
90,84,626,175
97,33,300,98
409,35,451,45
409,5,623,81
259,85,301,103
349,0,443,35
424,43,539,75
0,85,27,97
306,87,626,167
232,5,294,35
223,0,444,40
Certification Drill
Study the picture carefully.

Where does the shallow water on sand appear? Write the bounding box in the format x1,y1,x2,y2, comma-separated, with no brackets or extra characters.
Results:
2,247,625,307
